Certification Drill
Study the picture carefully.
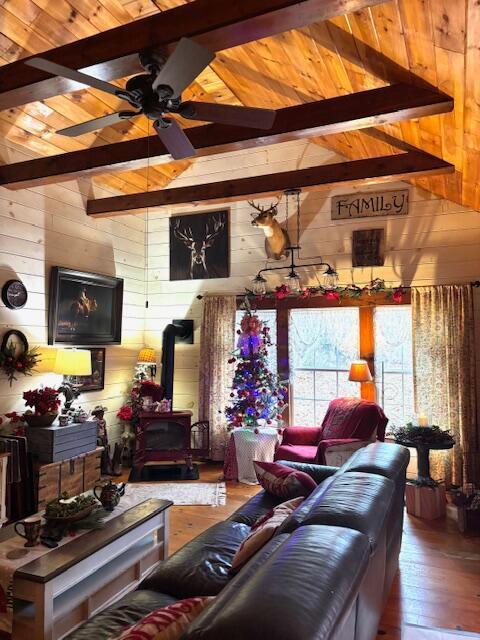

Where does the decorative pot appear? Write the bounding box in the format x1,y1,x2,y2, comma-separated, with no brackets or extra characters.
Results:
94,480,126,511
23,413,58,427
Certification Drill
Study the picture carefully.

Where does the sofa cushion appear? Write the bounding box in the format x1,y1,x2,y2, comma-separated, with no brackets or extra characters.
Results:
279,471,394,552
231,497,303,572
181,526,370,640
277,460,339,484
254,460,317,498
65,590,177,640
116,596,214,640
227,489,282,526
139,521,250,598
274,444,319,464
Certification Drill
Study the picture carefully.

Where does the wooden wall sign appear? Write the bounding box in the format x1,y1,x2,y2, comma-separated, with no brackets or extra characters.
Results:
331,189,409,219
352,229,385,267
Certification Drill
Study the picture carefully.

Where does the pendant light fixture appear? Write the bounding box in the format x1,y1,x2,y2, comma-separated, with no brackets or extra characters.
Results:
251,188,338,293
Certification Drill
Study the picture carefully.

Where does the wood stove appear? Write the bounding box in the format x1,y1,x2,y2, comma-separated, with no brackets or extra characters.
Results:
133,411,209,480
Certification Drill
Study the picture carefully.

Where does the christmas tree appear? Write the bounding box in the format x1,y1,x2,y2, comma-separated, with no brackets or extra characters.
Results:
225,310,288,430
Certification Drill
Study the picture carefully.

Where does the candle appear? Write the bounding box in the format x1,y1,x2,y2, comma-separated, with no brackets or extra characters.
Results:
417,414,429,427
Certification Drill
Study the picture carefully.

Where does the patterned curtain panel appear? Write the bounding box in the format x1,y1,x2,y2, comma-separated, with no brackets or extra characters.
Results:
412,285,479,485
199,295,236,461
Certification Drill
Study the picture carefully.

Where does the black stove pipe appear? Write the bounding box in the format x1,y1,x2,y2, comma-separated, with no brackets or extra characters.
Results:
161,323,187,401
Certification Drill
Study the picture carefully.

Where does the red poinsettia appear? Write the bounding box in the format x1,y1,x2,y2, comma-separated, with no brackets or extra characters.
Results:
299,287,312,299
324,289,340,301
23,387,61,415
117,405,134,421
274,284,290,300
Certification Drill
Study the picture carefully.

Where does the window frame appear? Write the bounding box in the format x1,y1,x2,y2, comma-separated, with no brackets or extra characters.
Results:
237,291,412,425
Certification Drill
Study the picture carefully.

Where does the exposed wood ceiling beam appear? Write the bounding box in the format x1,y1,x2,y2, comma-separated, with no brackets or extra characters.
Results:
0,0,387,111
87,151,454,218
0,84,452,190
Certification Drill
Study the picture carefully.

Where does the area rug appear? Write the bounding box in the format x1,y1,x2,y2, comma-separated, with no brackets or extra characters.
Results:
124,482,227,506
404,625,480,639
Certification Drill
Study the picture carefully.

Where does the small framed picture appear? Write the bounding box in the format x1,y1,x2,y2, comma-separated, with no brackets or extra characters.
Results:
64,347,105,393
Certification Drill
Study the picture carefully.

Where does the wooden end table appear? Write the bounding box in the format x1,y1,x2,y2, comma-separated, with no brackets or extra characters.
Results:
12,498,171,640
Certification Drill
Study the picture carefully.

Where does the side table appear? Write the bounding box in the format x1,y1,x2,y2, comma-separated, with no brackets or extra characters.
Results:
224,427,280,484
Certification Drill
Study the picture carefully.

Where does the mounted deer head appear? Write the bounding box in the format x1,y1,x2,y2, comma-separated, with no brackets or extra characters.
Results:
173,215,226,278
248,198,290,261
249,199,280,228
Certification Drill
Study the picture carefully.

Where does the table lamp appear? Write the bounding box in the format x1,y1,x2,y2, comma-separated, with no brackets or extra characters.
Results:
137,347,157,380
35,347,58,373
54,348,92,412
348,360,373,383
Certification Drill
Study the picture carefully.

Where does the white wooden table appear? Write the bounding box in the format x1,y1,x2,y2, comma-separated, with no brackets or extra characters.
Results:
11,499,171,640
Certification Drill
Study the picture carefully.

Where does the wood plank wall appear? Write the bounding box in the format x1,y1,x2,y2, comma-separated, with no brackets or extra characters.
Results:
0,140,145,443
144,139,480,419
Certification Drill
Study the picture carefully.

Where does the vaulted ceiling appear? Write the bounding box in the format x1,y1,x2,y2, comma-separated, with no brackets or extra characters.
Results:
0,0,475,210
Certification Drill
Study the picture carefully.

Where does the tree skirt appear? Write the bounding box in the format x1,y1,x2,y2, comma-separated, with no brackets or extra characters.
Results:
124,482,227,506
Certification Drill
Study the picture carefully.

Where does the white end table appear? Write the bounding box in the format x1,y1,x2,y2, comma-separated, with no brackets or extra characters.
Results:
226,427,280,484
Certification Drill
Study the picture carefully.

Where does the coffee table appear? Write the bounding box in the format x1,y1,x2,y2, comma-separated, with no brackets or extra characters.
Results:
11,498,171,640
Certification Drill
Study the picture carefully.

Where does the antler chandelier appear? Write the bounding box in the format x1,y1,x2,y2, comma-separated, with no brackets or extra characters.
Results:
251,188,338,296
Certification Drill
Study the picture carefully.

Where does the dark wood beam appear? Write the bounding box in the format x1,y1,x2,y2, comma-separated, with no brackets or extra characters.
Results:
0,0,387,111
86,151,454,218
0,84,452,190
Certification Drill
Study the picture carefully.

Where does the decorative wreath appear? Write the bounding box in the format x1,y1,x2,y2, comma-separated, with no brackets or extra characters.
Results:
0,330,40,386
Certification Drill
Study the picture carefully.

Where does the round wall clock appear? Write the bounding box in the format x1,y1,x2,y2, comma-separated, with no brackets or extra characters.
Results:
2,280,28,310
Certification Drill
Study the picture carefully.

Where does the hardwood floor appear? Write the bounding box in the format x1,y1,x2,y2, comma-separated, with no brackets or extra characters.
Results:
130,463,480,639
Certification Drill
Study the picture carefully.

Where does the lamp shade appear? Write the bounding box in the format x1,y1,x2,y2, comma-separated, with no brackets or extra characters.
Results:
348,360,373,382
54,349,92,376
35,347,58,373
138,348,157,364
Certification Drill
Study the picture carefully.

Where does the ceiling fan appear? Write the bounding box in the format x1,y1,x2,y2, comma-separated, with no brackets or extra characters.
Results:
23,38,277,160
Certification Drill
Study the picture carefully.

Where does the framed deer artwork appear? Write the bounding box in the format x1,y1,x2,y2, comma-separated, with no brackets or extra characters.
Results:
169,210,230,281
48,267,123,345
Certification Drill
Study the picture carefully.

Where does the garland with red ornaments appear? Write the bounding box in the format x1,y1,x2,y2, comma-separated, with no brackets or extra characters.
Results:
246,278,407,303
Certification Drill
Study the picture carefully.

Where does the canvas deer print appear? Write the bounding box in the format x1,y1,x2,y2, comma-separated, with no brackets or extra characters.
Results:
169,210,230,280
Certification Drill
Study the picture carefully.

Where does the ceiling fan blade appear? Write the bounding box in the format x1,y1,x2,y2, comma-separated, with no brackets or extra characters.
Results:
24,57,126,98
57,111,138,137
179,101,276,129
153,118,196,160
152,38,214,99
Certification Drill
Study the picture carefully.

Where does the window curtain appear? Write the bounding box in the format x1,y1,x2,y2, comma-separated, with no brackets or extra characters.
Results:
199,295,236,461
412,285,479,486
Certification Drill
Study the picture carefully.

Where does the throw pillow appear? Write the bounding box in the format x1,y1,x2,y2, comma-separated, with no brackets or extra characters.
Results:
114,596,214,640
231,496,303,572
253,460,317,499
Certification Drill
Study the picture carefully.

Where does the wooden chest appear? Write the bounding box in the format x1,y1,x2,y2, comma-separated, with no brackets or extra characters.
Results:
34,447,103,510
26,421,98,463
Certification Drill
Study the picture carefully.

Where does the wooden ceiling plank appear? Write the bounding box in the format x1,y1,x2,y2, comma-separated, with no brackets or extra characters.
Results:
86,150,454,217
0,0,389,110
0,84,454,189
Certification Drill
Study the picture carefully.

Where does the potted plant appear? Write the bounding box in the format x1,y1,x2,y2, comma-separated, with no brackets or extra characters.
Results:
22,387,61,427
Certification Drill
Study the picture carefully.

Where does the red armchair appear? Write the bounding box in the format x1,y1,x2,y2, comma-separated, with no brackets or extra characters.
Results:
275,397,387,467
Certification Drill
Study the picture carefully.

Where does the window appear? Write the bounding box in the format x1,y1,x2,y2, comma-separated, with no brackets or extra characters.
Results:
235,309,277,374
235,298,415,430
374,306,415,429
289,308,360,426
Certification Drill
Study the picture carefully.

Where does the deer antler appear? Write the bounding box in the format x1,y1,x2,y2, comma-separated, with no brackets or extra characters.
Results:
204,215,225,247
173,219,195,246
248,197,280,217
